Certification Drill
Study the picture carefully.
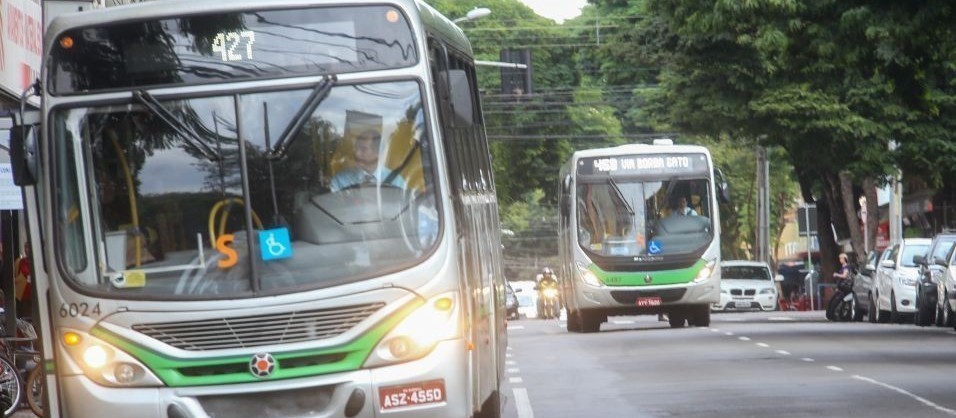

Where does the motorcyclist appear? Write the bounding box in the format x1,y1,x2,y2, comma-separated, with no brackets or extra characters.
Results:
535,267,560,318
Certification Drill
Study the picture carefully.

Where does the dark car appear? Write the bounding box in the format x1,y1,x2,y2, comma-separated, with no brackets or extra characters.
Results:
505,283,519,320
852,249,882,322
913,232,956,326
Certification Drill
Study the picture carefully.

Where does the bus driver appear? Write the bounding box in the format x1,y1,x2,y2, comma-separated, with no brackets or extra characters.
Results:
330,129,406,192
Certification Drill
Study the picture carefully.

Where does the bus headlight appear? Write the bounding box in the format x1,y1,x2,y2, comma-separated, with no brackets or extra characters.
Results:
60,329,163,387
576,263,603,287
365,292,461,368
693,259,717,283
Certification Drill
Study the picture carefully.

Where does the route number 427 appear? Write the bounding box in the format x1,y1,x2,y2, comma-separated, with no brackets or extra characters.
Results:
58,302,101,318
212,30,256,62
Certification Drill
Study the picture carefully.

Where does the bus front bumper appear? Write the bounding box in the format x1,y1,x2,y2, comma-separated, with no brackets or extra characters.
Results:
58,339,471,418
575,280,720,312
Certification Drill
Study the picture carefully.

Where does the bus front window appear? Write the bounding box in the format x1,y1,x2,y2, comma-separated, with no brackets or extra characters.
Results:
577,178,712,258
54,80,439,298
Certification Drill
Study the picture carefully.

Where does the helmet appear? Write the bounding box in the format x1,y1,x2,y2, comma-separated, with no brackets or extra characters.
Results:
542,267,553,274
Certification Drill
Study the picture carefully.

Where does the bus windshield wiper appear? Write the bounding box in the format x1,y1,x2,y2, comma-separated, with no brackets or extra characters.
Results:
607,176,635,215
268,75,337,159
133,90,219,161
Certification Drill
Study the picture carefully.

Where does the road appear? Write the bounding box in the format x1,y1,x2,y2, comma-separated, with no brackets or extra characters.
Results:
500,310,956,418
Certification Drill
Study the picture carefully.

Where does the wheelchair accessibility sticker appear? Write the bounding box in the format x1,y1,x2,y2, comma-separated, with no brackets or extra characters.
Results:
648,240,663,255
260,228,293,261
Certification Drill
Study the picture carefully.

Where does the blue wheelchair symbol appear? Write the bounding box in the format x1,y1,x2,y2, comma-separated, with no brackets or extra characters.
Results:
648,240,663,255
259,228,293,261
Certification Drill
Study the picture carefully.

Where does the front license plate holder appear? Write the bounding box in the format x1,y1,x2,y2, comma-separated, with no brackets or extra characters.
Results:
636,296,662,307
380,379,446,411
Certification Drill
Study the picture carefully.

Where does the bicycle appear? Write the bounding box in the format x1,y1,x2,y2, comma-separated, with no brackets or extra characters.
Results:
0,316,42,417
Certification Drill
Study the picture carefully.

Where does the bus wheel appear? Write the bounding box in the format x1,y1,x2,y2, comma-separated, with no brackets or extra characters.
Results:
581,311,602,333
688,305,711,327
668,311,687,328
477,389,501,418
566,310,582,333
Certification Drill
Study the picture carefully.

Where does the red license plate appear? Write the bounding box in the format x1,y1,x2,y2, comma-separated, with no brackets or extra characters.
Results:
380,379,446,410
636,296,662,307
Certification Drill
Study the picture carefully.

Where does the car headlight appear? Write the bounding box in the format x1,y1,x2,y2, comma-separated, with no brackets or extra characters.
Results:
720,288,729,294
364,292,460,368
576,262,603,287
693,259,717,283
759,288,775,295
60,328,163,387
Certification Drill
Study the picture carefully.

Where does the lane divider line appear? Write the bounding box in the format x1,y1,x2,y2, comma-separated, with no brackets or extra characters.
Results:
510,377,523,384
738,336,751,341
756,342,770,348
801,358,815,362
826,366,844,372
775,350,791,356
507,367,520,374
513,387,535,418
725,332,734,336
852,375,956,416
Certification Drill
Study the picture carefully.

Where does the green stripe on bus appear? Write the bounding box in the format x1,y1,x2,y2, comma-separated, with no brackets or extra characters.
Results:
590,259,706,286
91,299,423,387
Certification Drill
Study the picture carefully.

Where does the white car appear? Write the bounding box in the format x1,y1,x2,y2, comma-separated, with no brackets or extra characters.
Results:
714,261,779,311
874,238,931,323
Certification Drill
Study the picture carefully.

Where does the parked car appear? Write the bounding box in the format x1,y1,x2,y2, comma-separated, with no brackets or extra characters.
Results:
713,260,779,311
936,242,956,329
505,283,519,320
852,249,882,322
874,238,931,323
913,232,956,326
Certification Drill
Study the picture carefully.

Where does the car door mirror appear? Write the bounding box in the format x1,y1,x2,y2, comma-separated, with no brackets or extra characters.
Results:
913,255,926,266
864,263,876,273
514,287,522,293
774,274,784,282
935,256,949,267
880,259,896,269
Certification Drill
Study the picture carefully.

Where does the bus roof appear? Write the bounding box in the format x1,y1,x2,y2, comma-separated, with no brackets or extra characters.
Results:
569,143,713,160
45,0,472,56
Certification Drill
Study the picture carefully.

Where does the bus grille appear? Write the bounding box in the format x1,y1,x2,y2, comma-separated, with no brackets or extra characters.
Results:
131,303,385,351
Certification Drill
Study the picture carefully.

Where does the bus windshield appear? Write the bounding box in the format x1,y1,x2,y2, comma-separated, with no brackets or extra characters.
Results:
53,80,439,298
576,178,712,259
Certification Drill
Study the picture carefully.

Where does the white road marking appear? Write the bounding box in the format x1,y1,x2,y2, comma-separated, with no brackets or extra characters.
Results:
510,377,523,384
827,366,844,372
756,342,770,348
723,318,743,322
709,328,720,332
724,332,735,336
738,336,751,341
513,387,535,418
853,375,956,416
801,358,815,362
768,316,795,321
507,346,513,351
507,368,520,374
509,326,525,330
506,360,517,366
506,353,513,358
775,350,791,356
612,320,635,324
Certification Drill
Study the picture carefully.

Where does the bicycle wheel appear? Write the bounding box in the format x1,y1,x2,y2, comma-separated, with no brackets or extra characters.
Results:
25,366,42,417
0,356,22,417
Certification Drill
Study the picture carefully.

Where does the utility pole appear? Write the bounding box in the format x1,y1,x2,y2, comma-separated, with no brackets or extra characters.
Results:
888,141,903,245
755,146,770,263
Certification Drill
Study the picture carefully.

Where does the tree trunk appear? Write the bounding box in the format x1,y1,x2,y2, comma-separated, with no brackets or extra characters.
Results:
839,170,865,262
863,177,879,254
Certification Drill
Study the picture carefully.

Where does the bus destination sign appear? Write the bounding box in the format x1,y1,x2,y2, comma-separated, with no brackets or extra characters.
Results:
577,153,708,177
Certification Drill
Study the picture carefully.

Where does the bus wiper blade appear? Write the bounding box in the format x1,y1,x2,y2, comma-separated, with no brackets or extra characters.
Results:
268,75,337,159
607,176,635,215
133,90,219,161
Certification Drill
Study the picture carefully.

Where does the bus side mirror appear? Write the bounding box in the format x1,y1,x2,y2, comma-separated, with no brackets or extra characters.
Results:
10,110,40,186
913,255,926,266
714,168,731,204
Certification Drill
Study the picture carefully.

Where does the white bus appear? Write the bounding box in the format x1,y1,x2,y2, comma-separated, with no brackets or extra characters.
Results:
557,140,726,332
10,1,507,417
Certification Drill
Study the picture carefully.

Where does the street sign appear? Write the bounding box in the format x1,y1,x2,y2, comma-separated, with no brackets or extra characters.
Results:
797,206,817,236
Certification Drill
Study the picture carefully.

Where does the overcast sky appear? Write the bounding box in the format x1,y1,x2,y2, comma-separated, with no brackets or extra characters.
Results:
518,0,587,23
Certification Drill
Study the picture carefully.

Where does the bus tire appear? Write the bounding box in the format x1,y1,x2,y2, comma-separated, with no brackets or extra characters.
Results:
476,389,501,418
668,311,686,328
566,310,582,333
688,305,710,327
580,311,602,333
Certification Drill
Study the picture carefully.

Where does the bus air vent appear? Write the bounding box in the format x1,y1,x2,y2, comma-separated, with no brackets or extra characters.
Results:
132,302,385,351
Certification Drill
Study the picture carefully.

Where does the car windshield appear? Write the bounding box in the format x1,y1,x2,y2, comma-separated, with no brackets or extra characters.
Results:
53,80,439,298
721,266,771,281
901,244,929,267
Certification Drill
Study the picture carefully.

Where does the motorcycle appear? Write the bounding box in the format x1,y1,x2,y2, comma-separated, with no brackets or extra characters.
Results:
826,277,855,322
538,287,560,319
